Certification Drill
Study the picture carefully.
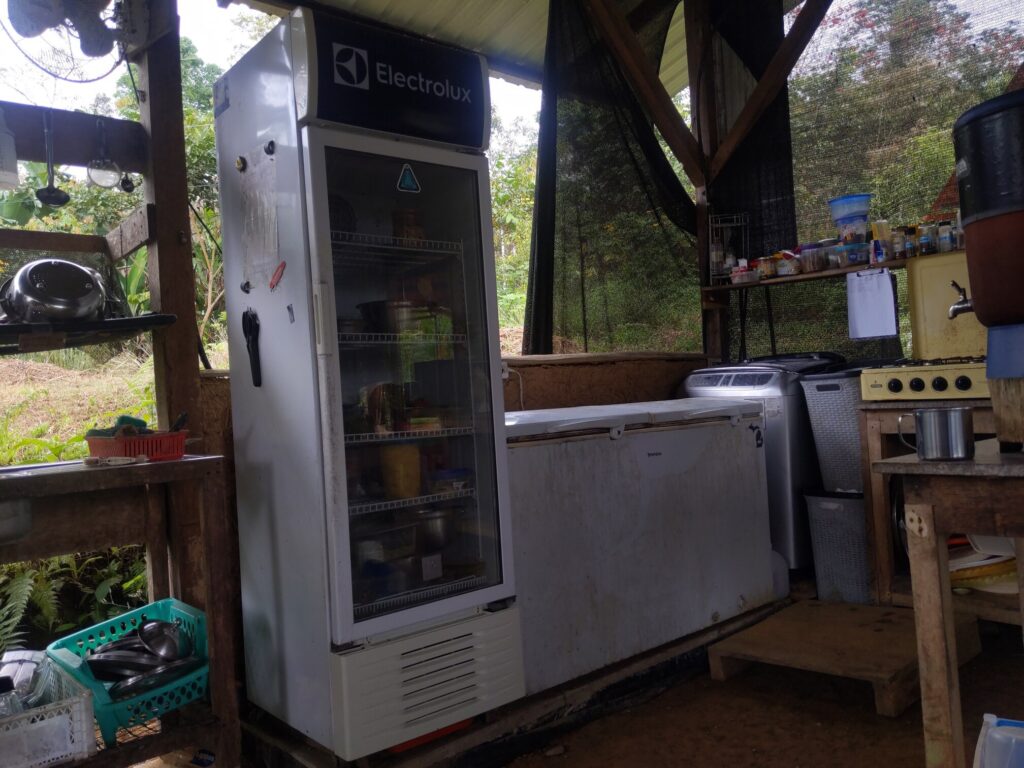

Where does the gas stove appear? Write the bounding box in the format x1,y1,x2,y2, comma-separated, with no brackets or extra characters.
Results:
860,357,989,401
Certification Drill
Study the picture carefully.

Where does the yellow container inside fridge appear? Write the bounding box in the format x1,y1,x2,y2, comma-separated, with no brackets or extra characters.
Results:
907,250,986,360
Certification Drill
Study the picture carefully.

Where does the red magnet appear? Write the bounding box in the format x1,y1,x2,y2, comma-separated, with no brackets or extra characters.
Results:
269,261,287,291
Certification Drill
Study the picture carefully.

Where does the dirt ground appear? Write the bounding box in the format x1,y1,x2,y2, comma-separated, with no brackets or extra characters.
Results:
507,626,1024,768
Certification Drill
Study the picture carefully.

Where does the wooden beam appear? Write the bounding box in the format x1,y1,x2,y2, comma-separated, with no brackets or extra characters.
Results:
683,0,718,162
709,0,832,182
0,228,109,256
106,203,156,261
0,100,149,173
582,0,706,188
137,1,205,610
137,8,201,432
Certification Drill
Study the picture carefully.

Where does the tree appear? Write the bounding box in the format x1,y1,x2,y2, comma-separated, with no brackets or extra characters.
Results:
490,112,538,328
787,0,1024,242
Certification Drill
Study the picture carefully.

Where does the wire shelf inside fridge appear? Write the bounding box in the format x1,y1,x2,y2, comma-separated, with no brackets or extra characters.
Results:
354,574,489,620
331,230,463,268
348,488,476,516
338,332,468,346
344,427,475,445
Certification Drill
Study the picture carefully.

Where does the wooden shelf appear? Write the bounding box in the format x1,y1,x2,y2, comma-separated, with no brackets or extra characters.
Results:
702,258,911,292
891,574,1021,626
72,711,219,768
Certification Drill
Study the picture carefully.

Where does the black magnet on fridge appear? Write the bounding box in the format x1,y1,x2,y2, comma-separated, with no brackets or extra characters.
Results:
242,308,262,387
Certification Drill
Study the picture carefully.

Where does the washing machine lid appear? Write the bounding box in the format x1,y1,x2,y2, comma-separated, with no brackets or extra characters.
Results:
744,352,846,374
505,398,759,438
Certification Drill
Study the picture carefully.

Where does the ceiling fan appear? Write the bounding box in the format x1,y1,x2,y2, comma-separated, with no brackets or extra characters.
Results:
3,0,149,82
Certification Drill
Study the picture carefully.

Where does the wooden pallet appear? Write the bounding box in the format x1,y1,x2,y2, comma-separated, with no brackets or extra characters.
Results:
708,600,981,717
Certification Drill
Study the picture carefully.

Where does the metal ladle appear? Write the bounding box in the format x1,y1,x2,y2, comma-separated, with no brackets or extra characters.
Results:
35,111,69,208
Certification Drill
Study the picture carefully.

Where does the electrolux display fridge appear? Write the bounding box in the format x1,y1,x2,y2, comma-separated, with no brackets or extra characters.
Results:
214,8,524,760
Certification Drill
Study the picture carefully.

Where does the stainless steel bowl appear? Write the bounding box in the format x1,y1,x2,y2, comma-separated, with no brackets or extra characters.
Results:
1,259,106,322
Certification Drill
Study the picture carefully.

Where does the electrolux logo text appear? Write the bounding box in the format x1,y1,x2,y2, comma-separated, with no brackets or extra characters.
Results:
375,63,471,103
332,41,472,103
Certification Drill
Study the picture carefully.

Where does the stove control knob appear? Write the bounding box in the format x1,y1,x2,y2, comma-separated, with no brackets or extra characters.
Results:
932,376,949,392
887,378,904,393
909,377,925,392
955,375,972,391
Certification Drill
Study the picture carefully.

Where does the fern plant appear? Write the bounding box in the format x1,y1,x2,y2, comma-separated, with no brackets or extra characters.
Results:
0,571,35,654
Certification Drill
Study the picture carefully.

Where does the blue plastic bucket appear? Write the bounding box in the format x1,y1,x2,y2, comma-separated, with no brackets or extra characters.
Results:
828,193,872,222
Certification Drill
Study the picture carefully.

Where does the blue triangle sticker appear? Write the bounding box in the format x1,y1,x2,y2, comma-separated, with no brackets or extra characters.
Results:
397,163,421,193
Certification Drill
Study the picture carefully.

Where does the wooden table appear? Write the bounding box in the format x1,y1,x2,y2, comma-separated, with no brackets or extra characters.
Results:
859,400,995,605
0,456,241,768
875,440,1024,768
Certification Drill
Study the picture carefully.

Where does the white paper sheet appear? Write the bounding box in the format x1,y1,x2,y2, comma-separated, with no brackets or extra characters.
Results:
847,269,898,339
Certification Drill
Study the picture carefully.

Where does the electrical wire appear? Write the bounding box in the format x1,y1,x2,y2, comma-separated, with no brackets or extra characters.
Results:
509,367,526,411
126,59,142,104
188,202,223,255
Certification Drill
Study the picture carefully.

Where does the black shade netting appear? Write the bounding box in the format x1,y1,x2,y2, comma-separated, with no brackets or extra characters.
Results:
727,0,1023,363
523,0,700,354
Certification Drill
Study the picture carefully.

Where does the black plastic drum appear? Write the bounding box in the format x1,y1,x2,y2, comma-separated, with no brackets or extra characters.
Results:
952,89,1024,327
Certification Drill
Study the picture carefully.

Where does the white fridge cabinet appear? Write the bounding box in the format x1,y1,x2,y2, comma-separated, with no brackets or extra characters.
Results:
506,399,775,695
215,9,522,759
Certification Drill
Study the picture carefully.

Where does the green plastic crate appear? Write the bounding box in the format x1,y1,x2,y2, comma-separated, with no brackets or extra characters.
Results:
45,598,209,747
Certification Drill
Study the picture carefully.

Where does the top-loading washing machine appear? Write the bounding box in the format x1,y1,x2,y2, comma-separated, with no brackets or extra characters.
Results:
682,353,844,569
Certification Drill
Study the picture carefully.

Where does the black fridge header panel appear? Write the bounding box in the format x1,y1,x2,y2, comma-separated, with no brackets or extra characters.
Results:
306,10,490,150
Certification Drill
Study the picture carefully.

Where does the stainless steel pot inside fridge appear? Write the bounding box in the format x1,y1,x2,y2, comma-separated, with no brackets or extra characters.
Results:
1,259,105,322
898,407,975,461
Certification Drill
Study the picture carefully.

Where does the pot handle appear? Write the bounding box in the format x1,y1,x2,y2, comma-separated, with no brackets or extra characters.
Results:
897,413,916,451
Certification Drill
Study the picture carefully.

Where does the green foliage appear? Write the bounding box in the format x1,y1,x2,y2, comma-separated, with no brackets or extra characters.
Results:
0,394,85,465
0,548,148,647
120,248,151,316
490,112,538,330
0,571,34,654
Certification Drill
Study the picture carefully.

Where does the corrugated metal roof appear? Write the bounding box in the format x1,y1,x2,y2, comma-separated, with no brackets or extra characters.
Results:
246,0,693,94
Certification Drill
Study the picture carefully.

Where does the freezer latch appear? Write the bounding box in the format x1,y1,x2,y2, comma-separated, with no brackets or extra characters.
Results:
608,425,624,440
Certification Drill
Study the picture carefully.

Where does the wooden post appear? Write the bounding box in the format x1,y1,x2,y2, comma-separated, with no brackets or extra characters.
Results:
135,1,201,431
683,0,724,360
905,503,966,768
135,0,204,606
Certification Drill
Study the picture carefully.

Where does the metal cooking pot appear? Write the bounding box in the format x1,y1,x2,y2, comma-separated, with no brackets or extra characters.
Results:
413,507,456,551
898,407,975,461
1,259,106,322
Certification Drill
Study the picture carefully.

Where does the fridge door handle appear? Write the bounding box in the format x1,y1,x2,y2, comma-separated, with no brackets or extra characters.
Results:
312,281,331,356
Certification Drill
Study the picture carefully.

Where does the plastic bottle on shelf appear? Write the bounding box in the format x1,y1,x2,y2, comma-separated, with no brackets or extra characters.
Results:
938,221,954,252
0,675,24,717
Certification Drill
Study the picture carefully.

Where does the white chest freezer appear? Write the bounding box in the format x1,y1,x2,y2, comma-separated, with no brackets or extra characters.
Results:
506,399,775,695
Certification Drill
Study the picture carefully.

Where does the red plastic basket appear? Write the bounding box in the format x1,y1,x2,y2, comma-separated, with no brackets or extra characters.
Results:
85,431,187,461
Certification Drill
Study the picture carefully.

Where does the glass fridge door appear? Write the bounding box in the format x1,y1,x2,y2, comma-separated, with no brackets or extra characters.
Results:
319,142,505,628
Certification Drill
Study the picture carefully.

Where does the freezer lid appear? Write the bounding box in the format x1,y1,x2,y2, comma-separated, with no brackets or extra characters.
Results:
505,403,651,438
505,398,761,438
643,397,762,423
